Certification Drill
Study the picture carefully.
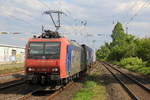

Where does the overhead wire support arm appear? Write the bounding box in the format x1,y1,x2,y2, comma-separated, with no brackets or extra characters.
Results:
43,10,66,32
58,12,61,28
49,13,57,28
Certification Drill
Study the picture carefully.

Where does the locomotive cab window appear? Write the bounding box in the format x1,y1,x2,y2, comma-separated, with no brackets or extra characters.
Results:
45,42,60,59
29,43,44,55
28,42,60,59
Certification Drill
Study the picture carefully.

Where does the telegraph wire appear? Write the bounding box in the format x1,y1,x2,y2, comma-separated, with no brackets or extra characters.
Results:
125,0,150,33
37,0,87,28
126,0,150,26
1,0,33,20
1,0,87,35
0,13,41,33
0,0,52,34
123,0,139,22
129,0,140,12
44,0,88,36
6,14,40,27
1,0,43,27
38,0,51,9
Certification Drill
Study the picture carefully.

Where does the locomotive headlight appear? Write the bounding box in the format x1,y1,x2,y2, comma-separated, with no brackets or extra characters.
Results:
28,68,35,71
55,68,58,71
28,68,32,71
52,67,59,72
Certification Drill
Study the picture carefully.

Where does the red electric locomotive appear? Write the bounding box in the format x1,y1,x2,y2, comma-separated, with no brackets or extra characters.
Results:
25,30,93,86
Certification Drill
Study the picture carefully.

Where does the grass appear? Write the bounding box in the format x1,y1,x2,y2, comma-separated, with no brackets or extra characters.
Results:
72,73,106,100
0,63,24,74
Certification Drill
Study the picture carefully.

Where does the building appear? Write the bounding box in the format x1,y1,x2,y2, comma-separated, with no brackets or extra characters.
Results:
0,44,25,64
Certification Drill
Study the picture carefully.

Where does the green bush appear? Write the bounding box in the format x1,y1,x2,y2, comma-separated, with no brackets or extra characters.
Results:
137,67,150,75
119,57,145,67
118,57,150,75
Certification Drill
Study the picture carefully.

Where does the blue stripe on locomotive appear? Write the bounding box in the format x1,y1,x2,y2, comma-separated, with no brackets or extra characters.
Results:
86,46,94,65
66,44,82,76
66,43,94,76
66,45,72,74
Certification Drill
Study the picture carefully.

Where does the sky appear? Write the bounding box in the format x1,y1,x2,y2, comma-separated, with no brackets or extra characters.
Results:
0,0,150,49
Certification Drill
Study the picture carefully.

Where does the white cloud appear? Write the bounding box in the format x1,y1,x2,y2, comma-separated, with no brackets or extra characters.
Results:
128,22,150,36
0,0,150,47
115,0,150,14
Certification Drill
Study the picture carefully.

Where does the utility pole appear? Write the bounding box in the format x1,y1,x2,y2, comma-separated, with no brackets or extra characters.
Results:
42,25,44,32
126,26,128,34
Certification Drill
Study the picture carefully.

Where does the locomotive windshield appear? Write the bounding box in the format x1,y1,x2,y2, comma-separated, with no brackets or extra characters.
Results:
29,43,44,55
28,42,60,59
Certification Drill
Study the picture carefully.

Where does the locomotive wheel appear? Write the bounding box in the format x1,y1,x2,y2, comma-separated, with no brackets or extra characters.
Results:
26,80,32,85
63,78,69,85
31,76,39,84
41,76,46,85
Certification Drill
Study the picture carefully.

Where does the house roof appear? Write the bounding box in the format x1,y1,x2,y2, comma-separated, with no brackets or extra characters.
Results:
0,44,24,49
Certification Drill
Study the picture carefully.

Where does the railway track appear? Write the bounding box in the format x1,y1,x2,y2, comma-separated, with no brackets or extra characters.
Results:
101,62,150,100
16,82,74,100
0,76,74,100
0,79,25,90
17,87,44,100
0,70,25,84
0,71,24,77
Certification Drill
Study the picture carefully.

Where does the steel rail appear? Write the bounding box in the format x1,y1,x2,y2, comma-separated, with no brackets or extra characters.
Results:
104,62,150,92
17,82,74,100
17,87,43,100
45,82,74,100
101,62,139,100
0,71,24,77
0,79,25,90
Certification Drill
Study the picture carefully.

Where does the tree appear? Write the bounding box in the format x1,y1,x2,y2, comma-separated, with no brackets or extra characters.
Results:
136,38,150,65
96,43,110,60
109,22,136,61
96,22,138,61
111,22,126,46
